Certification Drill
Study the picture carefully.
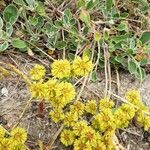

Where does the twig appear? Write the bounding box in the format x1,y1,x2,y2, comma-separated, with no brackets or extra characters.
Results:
76,76,88,101
103,43,108,98
26,41,55,61
107,48,111,98
62,30,65,59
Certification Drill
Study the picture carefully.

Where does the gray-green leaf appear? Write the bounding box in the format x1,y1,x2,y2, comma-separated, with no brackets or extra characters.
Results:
3,4,19,25
12,39,27,48
0,16,3,29
128,60,137,74
140,31,150,44
0,42,9,52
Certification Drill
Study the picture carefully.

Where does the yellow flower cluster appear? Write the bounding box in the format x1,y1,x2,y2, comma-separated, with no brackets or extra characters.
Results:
29,64,46,80
125,90,150,130
28,61,150,149
60,129,75,146
51,59,71,78
0,127,27,150
85,100,97,115
72,56,93,77
114,104,136,128
99,98,115,111
51,56,93,78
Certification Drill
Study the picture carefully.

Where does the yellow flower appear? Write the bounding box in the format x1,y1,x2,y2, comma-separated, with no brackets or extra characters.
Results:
93,139,106,150
49,108,64,123
45,79,57,100
92,109,115,132
70,101,85,116
73,120,88,136
137,112,150,131
29,81,47,99
114,109,129,128
29,64,46,80
51,59,71,78
125,90,141,105
85,100,97,115
102,136,115,150
72,56,93,77
50,97,65,108
64,111,78,127
119,104,136,119
0,139,12,150
10,127,27,144
60,129,75,146
56,82,76,104
11,143,26,150
99,98,114,111
74,139,92,150
0,127,5,140
80,127,98,147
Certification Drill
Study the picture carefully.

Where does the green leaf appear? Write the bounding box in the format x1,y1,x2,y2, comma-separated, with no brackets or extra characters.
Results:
111,34,129,43
116,22,128,31
64,9,72,20
68,53,75,61
106,0,113,11
135,67,146,80
55,41,67,49
25,0,35,7
6,22,13,37
13,0,26,5
77,0,86,8
83,49,91,58
94,31,101,41
54,20,63,28
12,39,27,49
91,71,98,82
3,4,18,25
0,42,9,52
86,0,99,10
0,30,8,39
35,2,46,16
139,31,150,44
0,16,3,29
128,60,137,74
79,9,91,26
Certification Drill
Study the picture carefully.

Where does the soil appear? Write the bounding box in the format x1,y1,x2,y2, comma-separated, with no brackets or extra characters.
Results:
0,53,150,150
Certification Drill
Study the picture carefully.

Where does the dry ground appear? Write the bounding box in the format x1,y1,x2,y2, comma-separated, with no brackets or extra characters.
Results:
0,53,150,150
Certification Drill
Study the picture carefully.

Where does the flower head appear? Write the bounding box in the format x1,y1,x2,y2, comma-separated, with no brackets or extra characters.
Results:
45,79,58,100
80,127,98,146
70,101,85,116
0,139,12,150
49,108,64,123
85,100,97,115
29,64,46,80
72,56,93,77
56,82,76,104
29,81,47,99
0,127,5,140
51,59,71,78
73,120,88,136
63,111,78,127
10,127,27,144
92,109,115,132
74,139,92,150
137,112,150,131
99,98,114,111
60,129,75,146
125,90,141,105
